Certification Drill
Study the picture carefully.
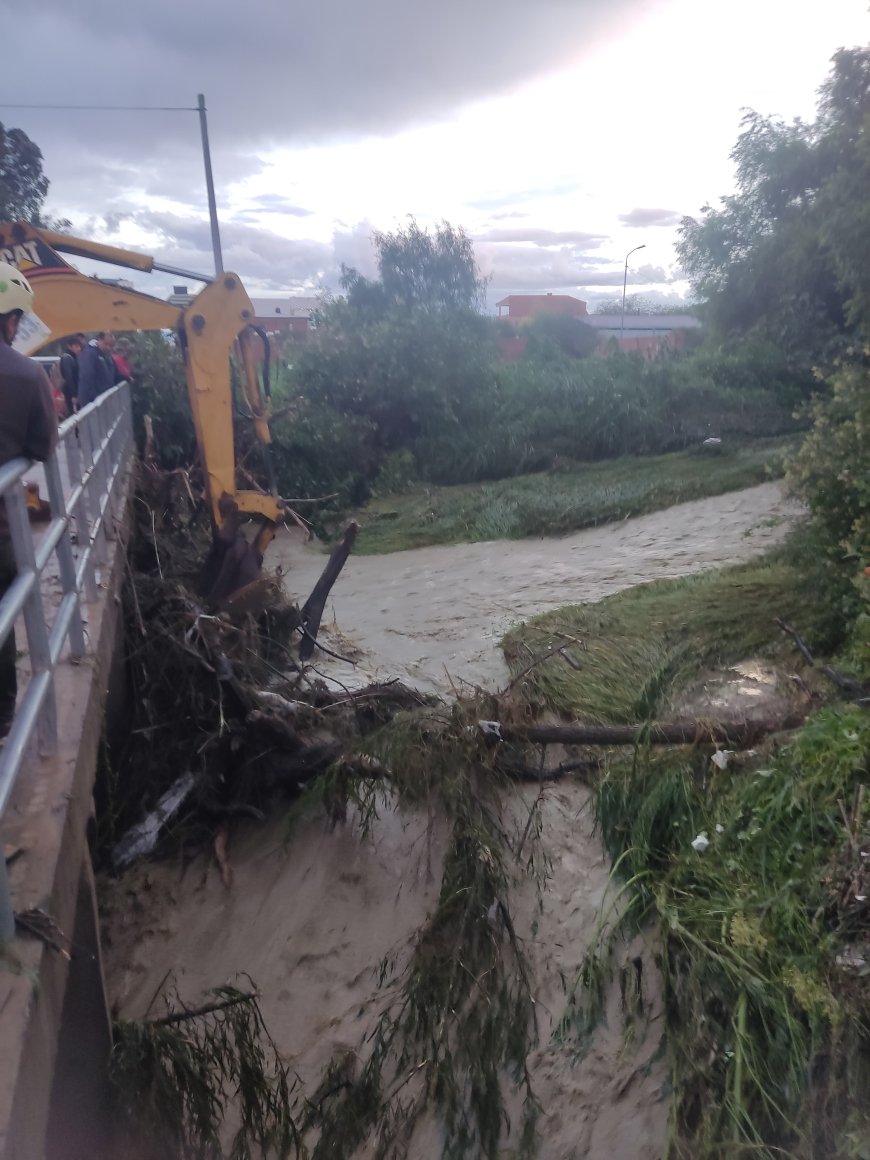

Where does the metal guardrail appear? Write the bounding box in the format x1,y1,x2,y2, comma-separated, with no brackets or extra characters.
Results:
0,382,133,939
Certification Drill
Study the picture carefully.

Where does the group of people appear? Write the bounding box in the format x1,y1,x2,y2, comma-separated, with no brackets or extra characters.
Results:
58,331,135,417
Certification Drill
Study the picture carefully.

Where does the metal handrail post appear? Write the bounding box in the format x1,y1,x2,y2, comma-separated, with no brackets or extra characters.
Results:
42,456,86,659
79,411,108,569
5,487,56,756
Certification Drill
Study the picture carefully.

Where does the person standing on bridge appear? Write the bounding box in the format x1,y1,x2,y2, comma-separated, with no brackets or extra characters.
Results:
77,332,114,408
59,333,84,417
0,263,57,737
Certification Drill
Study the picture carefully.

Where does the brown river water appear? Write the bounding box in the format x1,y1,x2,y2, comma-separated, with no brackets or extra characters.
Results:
273,481,802,695
102,482,802,1158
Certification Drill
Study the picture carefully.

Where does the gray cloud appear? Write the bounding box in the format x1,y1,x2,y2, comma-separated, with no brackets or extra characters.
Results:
247,195,313,217
7,0,647,204
486,248,670,293
65,208,381,296
619,207,684,228
475,228,607,247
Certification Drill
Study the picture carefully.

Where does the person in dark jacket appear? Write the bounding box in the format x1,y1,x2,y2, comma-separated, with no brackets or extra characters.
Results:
0,262,58,736
59,333,84,416
78,332,114,407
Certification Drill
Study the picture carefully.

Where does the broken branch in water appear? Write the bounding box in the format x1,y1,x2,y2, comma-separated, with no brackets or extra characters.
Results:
482,715,804,749
299,521,358,661
148,991,257,1027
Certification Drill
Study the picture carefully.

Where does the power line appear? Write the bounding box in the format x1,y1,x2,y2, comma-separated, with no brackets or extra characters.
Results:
0,94,224,275
0,104,198,111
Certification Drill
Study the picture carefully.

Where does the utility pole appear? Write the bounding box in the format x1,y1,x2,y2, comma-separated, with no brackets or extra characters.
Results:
197,93,224,275
621,244,646,336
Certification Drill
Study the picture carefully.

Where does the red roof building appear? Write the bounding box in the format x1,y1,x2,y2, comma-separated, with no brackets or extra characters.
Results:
495,293,588,320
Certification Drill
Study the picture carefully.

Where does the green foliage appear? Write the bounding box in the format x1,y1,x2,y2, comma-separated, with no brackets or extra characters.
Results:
293,302,499,455
522,312,599,360
0,123,49,224
509,558,870,1156
111,984,303,1159
788,358,870,564
677,47,870,366
504,554,814,723
369,218,487,314
590,708,870,1157
306,706,541,1159
354,437,794,553
128,332,195,468
267,400,378,514
594,295,693,316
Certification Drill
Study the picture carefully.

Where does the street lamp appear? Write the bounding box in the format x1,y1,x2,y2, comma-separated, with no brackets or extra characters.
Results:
621,244,646,336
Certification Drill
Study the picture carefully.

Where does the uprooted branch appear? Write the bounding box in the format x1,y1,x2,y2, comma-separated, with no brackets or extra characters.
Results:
775,618,868,699
484,714,806,749
299,521,358,660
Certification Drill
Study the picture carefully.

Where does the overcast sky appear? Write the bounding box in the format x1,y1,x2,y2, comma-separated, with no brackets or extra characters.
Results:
3,0,867,308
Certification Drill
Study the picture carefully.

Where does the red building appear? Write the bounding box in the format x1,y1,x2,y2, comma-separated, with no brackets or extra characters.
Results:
495,293,589,320
250,297,319,337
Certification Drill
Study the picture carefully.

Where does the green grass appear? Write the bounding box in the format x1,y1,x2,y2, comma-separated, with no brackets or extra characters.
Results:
351,436,795,555
506,553,870,1157
503,554,821,724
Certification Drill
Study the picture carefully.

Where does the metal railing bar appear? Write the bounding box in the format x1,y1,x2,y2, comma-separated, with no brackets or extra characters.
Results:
48,593,81,668
0,668,52,816
0,382,133,936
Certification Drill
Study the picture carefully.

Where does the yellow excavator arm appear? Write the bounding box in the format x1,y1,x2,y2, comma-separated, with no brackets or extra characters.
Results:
0,221,284,594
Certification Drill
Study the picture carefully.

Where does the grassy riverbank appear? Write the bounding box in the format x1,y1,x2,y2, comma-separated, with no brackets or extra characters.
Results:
505,553,870,1157
351,436,795,554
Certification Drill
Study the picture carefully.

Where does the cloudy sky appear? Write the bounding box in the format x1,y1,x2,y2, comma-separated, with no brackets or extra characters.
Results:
3,0,868,309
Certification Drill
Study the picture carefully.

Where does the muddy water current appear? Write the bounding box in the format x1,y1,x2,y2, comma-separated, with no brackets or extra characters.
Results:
102,482,803,1159
274,481,802,695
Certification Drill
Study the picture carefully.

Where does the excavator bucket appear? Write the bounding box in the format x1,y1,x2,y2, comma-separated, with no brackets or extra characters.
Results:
198,497,277,607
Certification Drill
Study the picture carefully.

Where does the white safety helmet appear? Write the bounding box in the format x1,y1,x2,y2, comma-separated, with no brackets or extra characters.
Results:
0,262,34,316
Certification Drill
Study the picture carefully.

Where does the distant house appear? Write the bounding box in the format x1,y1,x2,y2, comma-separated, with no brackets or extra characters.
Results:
251,297,320,338
165,289,320,339
496,293,589,321
585,313,702,356
494,294,590,360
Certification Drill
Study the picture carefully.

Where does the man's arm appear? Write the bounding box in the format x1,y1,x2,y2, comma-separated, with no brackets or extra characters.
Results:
23,366,59,462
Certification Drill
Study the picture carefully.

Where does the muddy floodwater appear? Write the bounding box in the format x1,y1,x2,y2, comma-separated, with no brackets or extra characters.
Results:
102,481,803,1160
274,481,802,695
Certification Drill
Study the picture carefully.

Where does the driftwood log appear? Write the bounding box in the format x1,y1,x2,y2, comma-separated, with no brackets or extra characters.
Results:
486,715,805,749
299,521,358,660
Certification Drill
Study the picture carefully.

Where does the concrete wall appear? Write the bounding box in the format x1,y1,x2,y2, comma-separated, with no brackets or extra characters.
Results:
0,485,131,1160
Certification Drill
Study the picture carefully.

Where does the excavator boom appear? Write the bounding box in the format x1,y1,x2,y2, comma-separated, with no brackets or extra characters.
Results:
0,222,283,595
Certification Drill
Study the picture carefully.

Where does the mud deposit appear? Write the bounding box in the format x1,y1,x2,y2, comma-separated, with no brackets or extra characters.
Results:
101,483,801,1157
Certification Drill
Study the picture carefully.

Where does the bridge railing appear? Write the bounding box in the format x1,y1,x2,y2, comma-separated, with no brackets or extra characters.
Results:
0,381,133,939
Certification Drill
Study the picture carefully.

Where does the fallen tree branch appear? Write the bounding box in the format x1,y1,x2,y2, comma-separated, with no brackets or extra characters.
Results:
775,618,868,698
299,522,358,661
508,757,599,783
484,715,804,749
148,991,257,1027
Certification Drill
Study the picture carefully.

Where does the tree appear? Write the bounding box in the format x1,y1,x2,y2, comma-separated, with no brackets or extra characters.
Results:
523,312,599,359
293,220,498,465
676,47,870,368
593,295,690,315
339,219,488,317
0,124,51,224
